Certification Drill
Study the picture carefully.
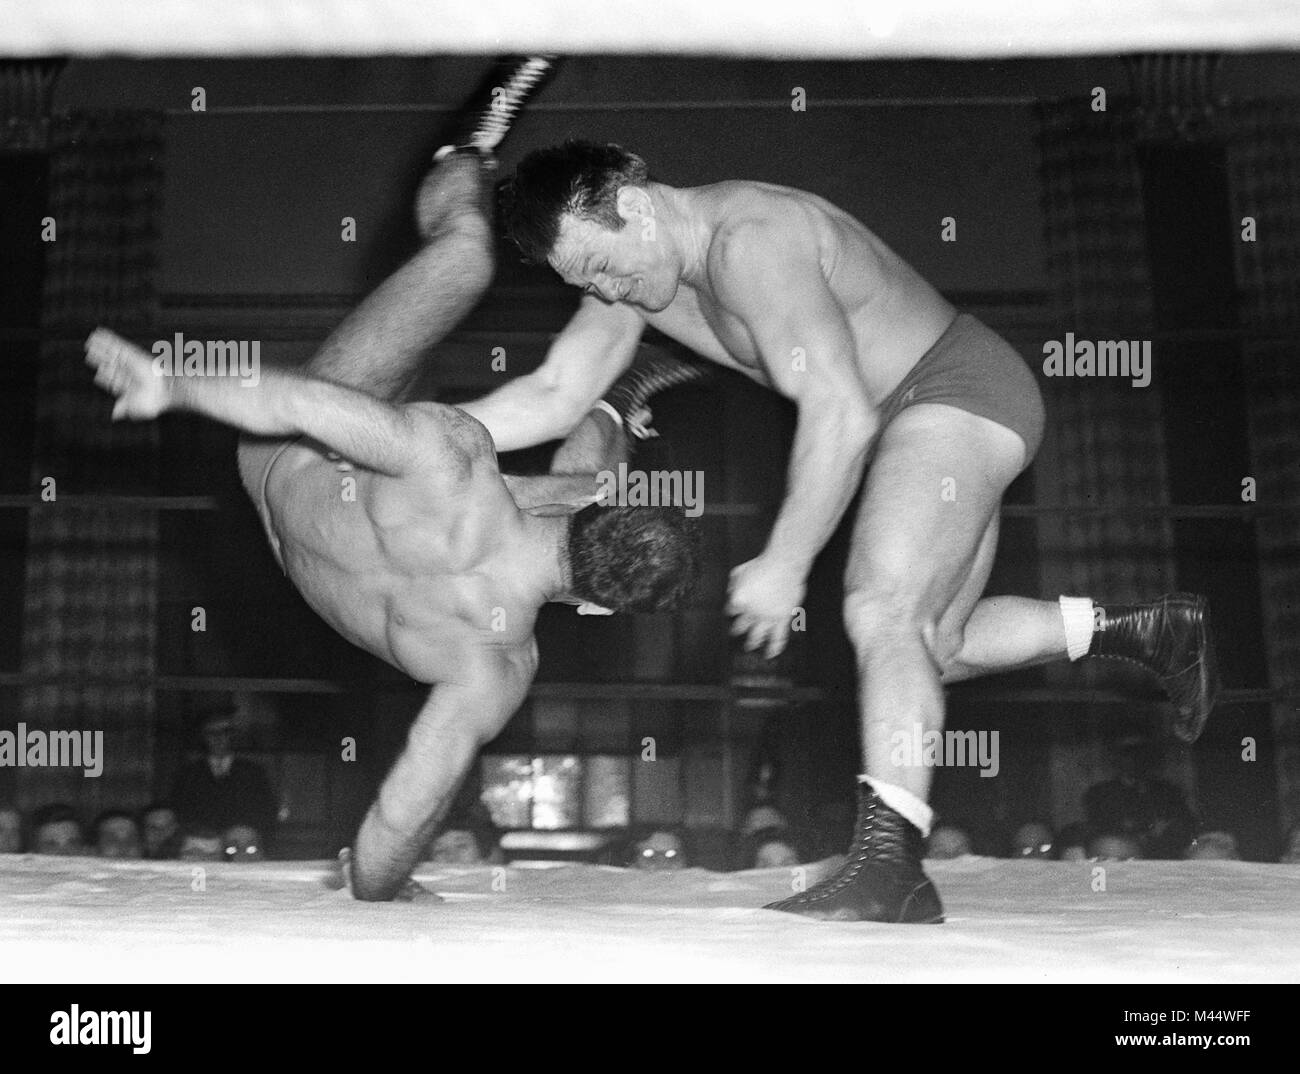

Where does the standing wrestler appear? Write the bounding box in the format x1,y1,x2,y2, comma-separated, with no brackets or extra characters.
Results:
457,141,1220,923
85,67,704,902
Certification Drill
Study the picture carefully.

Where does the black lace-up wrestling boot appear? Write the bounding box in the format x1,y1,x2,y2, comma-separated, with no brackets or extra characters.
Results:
434,55,558,162
1088,592,1220,745
600,352,709,440
764,785,944,923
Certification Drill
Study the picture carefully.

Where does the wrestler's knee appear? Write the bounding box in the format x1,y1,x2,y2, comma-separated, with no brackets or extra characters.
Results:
926,619,967,675
843,584,923,649
843,582,959,670
415,171,494,254
431,212,495,289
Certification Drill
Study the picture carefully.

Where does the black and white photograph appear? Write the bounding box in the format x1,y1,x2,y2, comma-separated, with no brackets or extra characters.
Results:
0,0,1296,1025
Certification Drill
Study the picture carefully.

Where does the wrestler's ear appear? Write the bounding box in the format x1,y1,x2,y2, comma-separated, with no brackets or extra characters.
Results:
615,185,653,224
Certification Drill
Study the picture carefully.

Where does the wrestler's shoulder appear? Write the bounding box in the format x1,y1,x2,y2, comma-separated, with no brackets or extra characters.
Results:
695,179,835,227
699,212,819,298
399,401,499,464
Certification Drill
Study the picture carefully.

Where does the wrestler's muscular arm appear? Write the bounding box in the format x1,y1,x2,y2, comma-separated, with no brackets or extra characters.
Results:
85,327,423,477
350,644,537,901
458,295,645,450
712,223,878,659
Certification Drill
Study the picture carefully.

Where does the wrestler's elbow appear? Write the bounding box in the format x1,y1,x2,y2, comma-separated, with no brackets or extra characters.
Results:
514,375,600,443
808,391,877,452
549,381,603,435
462,377,576,448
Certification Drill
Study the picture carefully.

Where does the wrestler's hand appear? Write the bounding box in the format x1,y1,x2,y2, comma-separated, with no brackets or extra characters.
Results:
727,554,806,660
84,327,170,421
328,847,444,902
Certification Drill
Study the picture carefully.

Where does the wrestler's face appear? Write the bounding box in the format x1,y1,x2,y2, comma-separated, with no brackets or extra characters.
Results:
549,202,680,312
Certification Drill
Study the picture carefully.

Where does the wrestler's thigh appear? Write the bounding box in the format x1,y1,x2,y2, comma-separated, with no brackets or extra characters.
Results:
845,403,1025,619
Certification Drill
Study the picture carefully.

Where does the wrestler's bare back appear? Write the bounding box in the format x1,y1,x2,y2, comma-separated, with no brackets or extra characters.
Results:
253,410,542,686
640,181,957,402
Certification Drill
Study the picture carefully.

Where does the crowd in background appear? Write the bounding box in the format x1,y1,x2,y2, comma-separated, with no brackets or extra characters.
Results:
5,728,1298,869
0,709,277,864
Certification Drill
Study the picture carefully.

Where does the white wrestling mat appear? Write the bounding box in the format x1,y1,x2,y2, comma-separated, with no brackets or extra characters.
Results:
1,855,1296,983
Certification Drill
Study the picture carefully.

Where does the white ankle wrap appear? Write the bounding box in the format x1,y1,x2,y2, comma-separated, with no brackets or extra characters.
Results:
1059,595,1095,661
861,776,933,837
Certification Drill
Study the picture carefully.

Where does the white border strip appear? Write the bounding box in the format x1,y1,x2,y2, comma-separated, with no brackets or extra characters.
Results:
3,0,1300,58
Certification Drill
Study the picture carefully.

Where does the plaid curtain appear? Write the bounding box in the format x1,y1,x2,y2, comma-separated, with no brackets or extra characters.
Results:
1033,103,1181,820
18,112,163,816
1226,100,1300,830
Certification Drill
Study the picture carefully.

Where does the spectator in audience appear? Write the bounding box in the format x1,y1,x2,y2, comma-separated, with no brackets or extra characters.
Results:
1280,822,1300,865
734,825,815,870
1141,779,1196,860
429,827,484,864
222,823,265,862
1088,831,1142,861
1187,829,1241,861
94,810,143,859
428,806,504,865
179,828,225,862
1010,821,1055,859
628,827,688,871
32,804,86,856
1055,822,1090,862
0,804,22,854
170,709,277,849
1084,738,1195,859
739,805,790,837
140,802,182,860
925,824,973,859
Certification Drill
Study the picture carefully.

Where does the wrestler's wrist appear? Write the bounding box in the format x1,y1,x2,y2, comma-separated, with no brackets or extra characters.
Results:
163,374,189,412
755,543,813,581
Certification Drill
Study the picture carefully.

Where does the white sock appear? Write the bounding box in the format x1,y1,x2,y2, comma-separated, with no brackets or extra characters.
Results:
861,776,933,837
1059,595,1095,661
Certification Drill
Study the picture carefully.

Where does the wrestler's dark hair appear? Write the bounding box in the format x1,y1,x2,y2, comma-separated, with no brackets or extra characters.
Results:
565,503,700,614
501,140,650,264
